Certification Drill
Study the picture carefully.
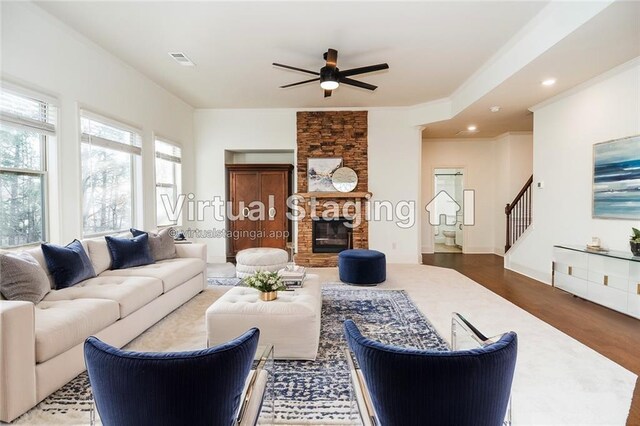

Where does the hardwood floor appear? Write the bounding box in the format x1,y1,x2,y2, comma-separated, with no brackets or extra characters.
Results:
422,253,640,426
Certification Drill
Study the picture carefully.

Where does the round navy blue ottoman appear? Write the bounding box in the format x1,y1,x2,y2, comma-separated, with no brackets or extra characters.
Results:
338,249,386,286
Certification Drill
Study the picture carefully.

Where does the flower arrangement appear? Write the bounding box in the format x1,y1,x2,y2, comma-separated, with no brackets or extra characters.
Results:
244,271,286,293
630,227,640,256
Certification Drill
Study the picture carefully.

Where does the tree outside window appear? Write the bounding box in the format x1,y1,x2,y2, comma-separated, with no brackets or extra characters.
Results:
0,89,54,248
155,139,182,227
80,114,140,236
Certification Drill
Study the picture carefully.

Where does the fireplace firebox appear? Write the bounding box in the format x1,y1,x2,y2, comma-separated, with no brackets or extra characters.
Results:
312,218,352,253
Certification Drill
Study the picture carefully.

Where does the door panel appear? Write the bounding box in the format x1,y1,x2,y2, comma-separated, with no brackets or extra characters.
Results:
260,171,289,249
229,171,259,253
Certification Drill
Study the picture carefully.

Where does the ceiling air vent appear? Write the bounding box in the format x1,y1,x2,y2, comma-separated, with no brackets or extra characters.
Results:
168,52,195,66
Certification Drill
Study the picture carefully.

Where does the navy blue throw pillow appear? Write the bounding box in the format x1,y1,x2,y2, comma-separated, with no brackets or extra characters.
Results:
41,240,96,289
105,234,154,270
130,228,145,237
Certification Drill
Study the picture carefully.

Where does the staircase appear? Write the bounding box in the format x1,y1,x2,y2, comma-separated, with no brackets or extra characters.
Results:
505,175,533,252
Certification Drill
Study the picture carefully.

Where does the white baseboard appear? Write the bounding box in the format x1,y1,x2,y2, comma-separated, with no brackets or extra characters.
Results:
463,246,497,254
506,261,551,285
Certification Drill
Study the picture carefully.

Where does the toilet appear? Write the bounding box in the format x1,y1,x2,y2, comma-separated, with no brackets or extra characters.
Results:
443,230,456,246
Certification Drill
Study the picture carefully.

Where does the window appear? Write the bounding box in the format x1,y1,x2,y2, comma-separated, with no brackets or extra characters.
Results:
154,139,182,226
0,87,56,248
81,111,141,235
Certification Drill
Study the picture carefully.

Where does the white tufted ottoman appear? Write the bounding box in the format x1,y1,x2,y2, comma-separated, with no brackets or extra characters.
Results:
206,274,322,360
235,247,289,279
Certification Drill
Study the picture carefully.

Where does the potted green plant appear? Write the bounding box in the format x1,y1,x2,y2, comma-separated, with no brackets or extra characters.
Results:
244,271,287,301
631,227,640,257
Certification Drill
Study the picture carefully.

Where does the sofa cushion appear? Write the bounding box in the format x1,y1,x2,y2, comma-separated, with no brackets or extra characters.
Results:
105,234,154,270
41,240,96,289
99,258,205,292
0,252,51,304
85,238,112,275
130,228,177,261
34,298,120,363
43,276,163,318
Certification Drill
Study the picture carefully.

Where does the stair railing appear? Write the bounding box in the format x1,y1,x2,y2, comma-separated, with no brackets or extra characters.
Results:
505,175,533,252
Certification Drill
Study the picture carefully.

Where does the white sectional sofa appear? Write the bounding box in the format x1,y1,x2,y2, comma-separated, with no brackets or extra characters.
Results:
0,239,207,422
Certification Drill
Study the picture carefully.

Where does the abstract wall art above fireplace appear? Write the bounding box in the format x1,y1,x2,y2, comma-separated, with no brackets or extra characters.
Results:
308,157,342,192
593,135,640,219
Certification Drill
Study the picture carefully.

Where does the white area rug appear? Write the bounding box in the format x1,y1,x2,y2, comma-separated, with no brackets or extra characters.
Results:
309,265,636,425
13,264,636,425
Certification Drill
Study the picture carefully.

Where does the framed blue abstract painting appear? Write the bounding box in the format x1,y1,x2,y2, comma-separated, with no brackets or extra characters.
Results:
593,135,640,219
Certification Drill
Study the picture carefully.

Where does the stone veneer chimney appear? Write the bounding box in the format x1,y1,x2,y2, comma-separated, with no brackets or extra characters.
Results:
295,111,369,267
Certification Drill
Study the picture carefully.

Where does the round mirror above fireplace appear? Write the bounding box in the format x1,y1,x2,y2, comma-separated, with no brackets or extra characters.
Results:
331,167,358,192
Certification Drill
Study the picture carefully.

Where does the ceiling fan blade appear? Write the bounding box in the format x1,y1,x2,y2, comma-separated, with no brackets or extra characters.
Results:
280,78,320,88
272,63,319,76
324,90,332,98
340,63,389,77
339,77,377,91
325,49,338,67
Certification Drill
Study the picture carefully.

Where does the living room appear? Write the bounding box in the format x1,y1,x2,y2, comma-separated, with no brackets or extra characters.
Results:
1,1,639,425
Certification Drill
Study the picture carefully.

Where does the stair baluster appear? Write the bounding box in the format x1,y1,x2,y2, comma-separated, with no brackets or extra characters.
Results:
505,175,533,252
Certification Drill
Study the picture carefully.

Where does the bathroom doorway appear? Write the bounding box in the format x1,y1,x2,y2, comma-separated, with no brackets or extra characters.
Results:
433,168,464,253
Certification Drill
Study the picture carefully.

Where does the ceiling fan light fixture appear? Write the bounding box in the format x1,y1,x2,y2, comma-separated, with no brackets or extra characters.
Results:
320,65,340,91
320,80,339,90
273,49,389,97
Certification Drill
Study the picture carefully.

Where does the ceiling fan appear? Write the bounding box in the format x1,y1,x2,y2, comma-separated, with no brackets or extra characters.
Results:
273,48,389,98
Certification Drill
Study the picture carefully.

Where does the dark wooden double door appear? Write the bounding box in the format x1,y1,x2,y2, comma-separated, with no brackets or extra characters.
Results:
226,164,293,261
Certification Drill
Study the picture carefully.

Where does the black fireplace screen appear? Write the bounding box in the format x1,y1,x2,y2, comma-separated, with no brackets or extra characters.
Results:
312,218,353,253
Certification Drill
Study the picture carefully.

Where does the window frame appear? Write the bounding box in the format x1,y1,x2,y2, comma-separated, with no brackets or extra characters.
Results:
154,137,182,228
0,85,55,248
79,109,142,237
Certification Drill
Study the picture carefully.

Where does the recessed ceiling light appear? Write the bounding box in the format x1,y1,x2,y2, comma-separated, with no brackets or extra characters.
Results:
467,125,477,132
168,52,195,66
541,78,556,86
489,106,501,113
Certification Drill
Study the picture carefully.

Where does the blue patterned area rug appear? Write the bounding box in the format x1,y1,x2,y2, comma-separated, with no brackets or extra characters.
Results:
13,286,448,425
264,286,449,424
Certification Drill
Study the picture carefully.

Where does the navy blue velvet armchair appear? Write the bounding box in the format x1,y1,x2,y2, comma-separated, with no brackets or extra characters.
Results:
84,328,261,426
344,319,517,426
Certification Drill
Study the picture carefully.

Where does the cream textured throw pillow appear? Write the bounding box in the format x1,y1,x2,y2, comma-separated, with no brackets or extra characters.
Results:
0,251,51,304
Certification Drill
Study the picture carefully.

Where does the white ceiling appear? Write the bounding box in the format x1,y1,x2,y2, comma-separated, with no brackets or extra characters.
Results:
36,1,547,108
32,1,640,138
422,1,640,139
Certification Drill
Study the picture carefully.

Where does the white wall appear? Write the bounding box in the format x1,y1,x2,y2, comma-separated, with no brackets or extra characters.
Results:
506,58,640,283
195,106,539,263
493,133,534,255
421,134,533,254
1,3,195,244
193,109,296,262
193,107,423,263
228,151,294,164
368,109,423,263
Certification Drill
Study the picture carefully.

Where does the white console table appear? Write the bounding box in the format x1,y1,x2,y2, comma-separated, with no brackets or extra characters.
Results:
553,245,640,319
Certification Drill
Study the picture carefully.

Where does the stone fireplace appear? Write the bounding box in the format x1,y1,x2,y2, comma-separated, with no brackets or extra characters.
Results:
294,111,369,267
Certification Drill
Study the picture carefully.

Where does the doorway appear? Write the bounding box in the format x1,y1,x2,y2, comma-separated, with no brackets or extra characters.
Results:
433,168,464,253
